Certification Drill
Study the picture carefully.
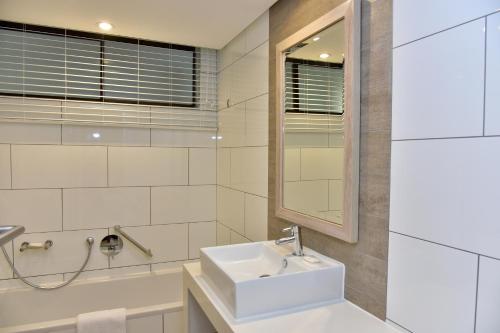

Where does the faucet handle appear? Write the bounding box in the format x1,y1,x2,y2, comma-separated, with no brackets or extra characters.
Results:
281,225,298,235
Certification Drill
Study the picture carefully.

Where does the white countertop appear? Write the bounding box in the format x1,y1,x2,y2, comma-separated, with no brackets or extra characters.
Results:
184,262,402,333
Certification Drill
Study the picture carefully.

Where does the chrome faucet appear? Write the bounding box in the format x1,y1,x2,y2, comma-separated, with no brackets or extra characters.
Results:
275,225,304,256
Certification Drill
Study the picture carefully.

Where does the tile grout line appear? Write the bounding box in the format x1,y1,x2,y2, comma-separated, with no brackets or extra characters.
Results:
473,255,480,333
392,134,500,142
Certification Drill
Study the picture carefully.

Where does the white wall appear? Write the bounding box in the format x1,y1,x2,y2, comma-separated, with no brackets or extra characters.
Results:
216,12,269,244
0,101,217,289
388,1,500,332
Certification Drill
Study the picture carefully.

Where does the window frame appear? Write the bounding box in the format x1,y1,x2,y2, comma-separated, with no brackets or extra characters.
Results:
0,20,198,108
285,57,344,115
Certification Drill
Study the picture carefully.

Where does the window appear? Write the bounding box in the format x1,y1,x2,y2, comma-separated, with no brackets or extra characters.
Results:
0,21,198,108
285,58,344,115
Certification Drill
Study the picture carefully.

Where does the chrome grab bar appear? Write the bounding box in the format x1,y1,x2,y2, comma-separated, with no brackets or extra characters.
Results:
114,225,153,257
20,240,53,252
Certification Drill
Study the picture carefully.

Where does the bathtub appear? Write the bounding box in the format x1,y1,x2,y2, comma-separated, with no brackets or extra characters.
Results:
0,268,183,333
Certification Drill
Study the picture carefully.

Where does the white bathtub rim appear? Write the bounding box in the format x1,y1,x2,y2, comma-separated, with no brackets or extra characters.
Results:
1,301,183,333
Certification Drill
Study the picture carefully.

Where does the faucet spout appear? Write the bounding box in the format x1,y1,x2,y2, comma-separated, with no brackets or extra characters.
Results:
275,225,304,256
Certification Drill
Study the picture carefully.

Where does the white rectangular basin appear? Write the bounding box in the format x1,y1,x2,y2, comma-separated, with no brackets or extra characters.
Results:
200,241,345,319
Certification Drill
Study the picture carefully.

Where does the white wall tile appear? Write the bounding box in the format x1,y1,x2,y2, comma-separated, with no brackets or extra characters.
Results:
300,148,343,181
217,186,244,235
11,145,107,189
329,180,343,211
284,148,300,182
485,12,500,136
230,146,268,197
244,194,267,242
0,243,13,279
394,0,499,46
151,129,216,148
0,144,11,189
62,125,150,146
230,231,251,245
245,11,269,53
108,147,188,186
11,229,108,276
284,132,329,147
236,42,268,104
476,256,500,333
0,274,63,291
217,67,231,111
151,186,215,224
110,224,188,267
392,19,485,140
387,232,478,333
218,32,245,72
284,180,329,214
128,314,163,333
164,311,183,333
216,223,231,246
390,138,500,258
0,189,62,233
245,94,268,147
218,105,245,147
67,265,150,282
63,187,150,230
189,148,216,185
0,123,61,144
189,221,216,259
217,148,231,187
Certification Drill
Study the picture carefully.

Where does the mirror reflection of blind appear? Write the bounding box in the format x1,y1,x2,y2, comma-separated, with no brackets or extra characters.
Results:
0,22,217,129
285,59,344,114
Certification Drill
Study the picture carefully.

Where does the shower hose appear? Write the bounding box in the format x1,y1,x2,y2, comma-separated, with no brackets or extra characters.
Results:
1,237,94,290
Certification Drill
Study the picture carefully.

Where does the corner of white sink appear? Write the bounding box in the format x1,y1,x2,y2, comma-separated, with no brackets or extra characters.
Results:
200,241,345,320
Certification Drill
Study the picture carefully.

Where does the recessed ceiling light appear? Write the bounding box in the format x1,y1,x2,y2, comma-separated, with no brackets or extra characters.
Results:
313,36,320,42
98,22,113,31
319,53,330,59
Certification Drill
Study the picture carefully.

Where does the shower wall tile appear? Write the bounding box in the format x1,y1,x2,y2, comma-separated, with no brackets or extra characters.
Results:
244,194,267,242
0,189,62,233
216,223,231,246
0,246,13,279
245,94,269,147
246,12,269,53
0,144,11,189
63,187,150,230
11,229,109,276
128,314,163,333
151,129,217,148
0,123,61,144
110,224,188,267
188,148,216,185
188,221,217,259
151,185,216,224
217,186,245,235
230,146,268,197
62,125,150,146
476,256,500,333
485,12,500,136
217,105,246,147
108,147,188,186
11,145,107,189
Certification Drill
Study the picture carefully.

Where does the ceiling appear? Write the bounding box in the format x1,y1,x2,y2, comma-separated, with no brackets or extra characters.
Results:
0,0,277,49
288,19,345,63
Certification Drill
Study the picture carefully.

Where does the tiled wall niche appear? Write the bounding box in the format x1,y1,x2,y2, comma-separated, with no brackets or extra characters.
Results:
388,1,500,332
216,12,269,245
0,103,217,288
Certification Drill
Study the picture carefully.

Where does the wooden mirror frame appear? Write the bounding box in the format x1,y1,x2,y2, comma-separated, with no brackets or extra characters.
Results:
274,0,360,243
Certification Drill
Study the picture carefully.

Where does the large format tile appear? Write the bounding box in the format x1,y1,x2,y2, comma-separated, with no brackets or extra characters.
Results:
216,223,231,246
0,244,13,279
244,194,267,242
108,147,188,186
110,224,188,267
390,138,500,258
11,229,109,276
63,187,150,230
151,129,216,148
151,185,216,224
188,221,216,259
128,314,163,333
300,148,343,181
164,311,183,333
245,94,269,147
11,145,107,189
476,256,500,333
0,144,11,189
0,123,61,144
387,232,478,333
216,148,231,187
62,125,150,146
485,12,500,136
245,11,269,53
216,186,244,235
189,148,216,185
217,104,245,147
230,146,268,197
0,189,62,233
392,19,485,140
393,0,499,46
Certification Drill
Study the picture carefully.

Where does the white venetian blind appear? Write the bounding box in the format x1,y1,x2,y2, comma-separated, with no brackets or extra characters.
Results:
0,21,217,130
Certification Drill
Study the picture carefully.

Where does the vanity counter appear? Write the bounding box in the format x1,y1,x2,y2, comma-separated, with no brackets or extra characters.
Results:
183,262,401,333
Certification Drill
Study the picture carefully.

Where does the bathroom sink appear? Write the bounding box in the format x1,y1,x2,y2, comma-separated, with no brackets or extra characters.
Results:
200,241,345,319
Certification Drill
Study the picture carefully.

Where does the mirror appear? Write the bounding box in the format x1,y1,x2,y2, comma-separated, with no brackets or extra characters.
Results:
275,0,360,242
